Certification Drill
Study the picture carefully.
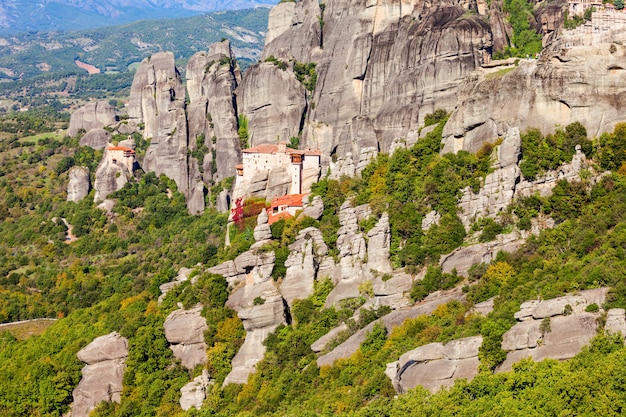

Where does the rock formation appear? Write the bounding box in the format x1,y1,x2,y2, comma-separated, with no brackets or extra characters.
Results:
163,306,208,370
317,288,465,367
68,101,117,137
67,166,90,202
299,2,492,172
180,370,212,411
72,332,128,417
280,227,328,307
498,288,608,372
443,43,626,154
128,51,204,213
186,40,242,183
93,140,135,202
387,336,483,394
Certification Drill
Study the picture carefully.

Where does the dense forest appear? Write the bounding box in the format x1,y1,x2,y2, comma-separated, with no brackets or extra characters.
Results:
0,102,626,416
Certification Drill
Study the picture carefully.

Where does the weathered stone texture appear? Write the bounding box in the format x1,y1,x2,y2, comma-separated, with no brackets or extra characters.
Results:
72,332,128,417
67,166,90,202
69,101,117,137
164,306,208,370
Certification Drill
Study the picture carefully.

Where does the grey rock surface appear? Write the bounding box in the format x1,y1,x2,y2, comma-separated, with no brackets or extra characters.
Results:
93,146,133,202
391,336,483,393
606,309,626,338
318,288,465,367
281,227,328,306
164,306,208,370
129,51,203,213
236,61,307,146
443,44,626,154
263,0,321,62
72,332,128,417
67,166,90,202
180,370,211,411
68,101,117,137
499,289,608,372
79,128,111,150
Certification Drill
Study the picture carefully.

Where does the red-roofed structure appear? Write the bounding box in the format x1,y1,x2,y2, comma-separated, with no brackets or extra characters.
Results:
107,145,136,171
267,193,306,225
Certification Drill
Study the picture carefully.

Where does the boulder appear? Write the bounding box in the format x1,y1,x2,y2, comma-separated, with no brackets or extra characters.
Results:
302,195,324,220
67,166,90,202
76,332,128,365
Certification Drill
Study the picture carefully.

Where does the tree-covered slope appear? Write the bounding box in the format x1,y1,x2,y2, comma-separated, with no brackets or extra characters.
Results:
1,106,626,416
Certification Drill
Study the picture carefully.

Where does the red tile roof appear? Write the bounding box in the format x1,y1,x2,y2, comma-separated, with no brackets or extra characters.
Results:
270,193,306,208
267,211,292,225
108,146,135,153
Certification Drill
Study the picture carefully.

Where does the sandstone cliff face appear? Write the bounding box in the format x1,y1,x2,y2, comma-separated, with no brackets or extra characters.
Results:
68,101,117,137
79,128,111,150
262,0,322,62
187,40,242,183
67,166,90,202
72,332,128,417
296,1,491,173
236,62,307,146
443,44,626,154
128,51,204,213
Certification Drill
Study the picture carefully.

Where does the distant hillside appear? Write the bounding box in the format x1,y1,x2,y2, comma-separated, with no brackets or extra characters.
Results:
0,8,269,98
0,0,276,35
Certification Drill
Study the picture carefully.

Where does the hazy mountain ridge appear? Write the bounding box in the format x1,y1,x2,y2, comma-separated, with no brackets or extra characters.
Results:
0,8,269,83
0,0,276,34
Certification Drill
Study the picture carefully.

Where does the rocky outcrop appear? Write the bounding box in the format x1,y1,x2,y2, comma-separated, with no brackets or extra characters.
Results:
186,40,242,183
164,306,208,370
301,194,324,220
280,227,328,307
68,102,117,137
93,143,134,202
498,288,608,372
236,61,307,146
317,288,465,367
605,308,626,339
324,202,369,307
72,332,128,417
457,128,521,229
387,336,482,393
79,128,111,150
180,370,211,411
443,44,626,154
253,210,272,243
128,51,204,213
224,279,287,385
366,213,392,274
67,166,90,202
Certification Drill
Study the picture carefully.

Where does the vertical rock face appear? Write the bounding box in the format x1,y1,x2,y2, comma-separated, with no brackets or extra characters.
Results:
180,370,211,411
262,0,322,62
236,62,307,146
68,101,117,137
281,227,328,307
164,306,209,370
187,40,242,183
442,44,626,154
128,51,204,213
67,166,90,202
296,0,491,171
72,332,128,417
